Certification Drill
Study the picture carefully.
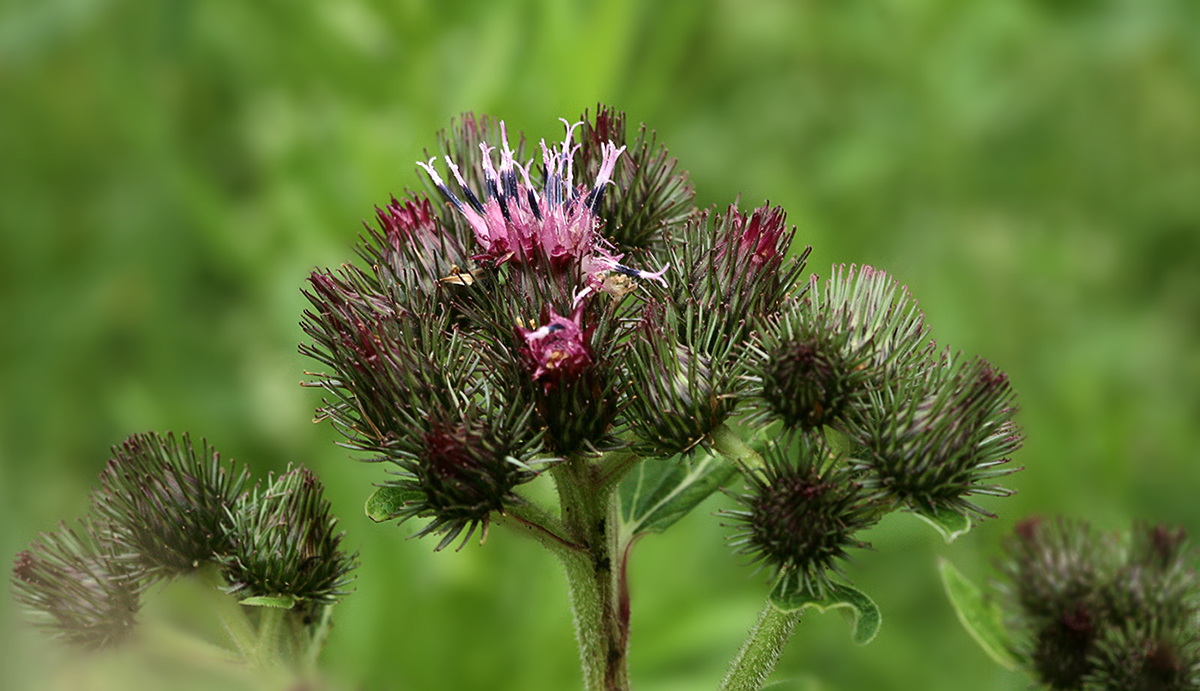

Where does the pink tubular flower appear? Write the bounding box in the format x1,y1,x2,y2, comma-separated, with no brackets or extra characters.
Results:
516,305,593,393
417,119,667,294
717,204,789,270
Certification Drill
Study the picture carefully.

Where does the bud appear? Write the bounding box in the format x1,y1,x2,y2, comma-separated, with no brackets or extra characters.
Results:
1085,622,1200,691
385,407,545,551
625,299,737,457
744,298,868,432
222,467,357,605
722,433,879,600
573,105,696,252
663,204,808,350
91,432,249,578
996,518,1200,691
815,264,928,375
846,353,1023,517
302,280,486,459
11,519,143,649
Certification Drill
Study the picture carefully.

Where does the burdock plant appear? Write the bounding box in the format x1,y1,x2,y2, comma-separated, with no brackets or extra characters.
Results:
300,105,1025,690
13,105,1028,690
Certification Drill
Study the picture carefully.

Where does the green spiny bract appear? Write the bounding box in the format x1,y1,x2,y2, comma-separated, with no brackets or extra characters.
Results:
624,298,738,457
384,400,546,551
1084,620,1200,691
743,299,868,432
623,203,807,457
722,433,879,601
575,105,696,253
91,432,249,578
660,203,808,352
997,518,1200,691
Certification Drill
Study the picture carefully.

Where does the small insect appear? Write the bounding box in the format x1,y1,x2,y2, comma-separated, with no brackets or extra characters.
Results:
599,272,639,300
438,264,487,286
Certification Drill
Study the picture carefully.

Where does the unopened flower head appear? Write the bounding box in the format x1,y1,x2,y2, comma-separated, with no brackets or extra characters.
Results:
393,414,541,551
996,517,1200,691
222,467,357,605
723,434,878,600
91,432,249,578
666,204,807,350
625,300,737,457
847,354,1022,518
11,519,143,650
1085,621,1200,691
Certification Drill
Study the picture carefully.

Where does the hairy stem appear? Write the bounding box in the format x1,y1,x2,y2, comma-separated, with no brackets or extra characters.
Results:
253,606,286,669
719,604,801,691
553,457,630,691
194,564,257,658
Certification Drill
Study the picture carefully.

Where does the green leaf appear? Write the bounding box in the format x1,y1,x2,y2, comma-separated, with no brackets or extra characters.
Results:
617,452,739,537
240,594,297,609
913,507,973,543
364,485,421,523
938,558,1019,670
769,580,881,646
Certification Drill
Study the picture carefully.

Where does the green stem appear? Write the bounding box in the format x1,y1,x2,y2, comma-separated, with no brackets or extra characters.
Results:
194,564,257,658
712,424,801,690
719,604,801,691
493,496,585,556
595,448,642,494
552,457,630,691
302,604,335,676
253,606,286,669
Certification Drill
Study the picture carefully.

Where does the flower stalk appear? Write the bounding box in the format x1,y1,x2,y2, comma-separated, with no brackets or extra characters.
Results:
719,604,802,691
552,456,630,691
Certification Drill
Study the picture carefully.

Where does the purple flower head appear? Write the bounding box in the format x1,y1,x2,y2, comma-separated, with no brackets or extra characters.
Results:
417,119,667,295
516,305,593,393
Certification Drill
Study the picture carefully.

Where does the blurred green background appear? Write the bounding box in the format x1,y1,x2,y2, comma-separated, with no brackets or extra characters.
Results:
2,0,1198,689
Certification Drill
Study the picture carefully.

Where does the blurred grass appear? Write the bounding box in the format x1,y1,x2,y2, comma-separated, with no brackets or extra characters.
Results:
2,0,1198,689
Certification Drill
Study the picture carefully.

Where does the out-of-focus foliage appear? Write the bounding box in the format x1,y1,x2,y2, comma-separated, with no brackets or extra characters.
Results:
2,1,1197,690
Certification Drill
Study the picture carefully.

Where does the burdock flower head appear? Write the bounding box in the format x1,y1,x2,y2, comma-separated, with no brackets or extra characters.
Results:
625,299,732,457
384,406,544,551
743,264,930,434
222,467,357,606
417,118,666,295
11,519,143,650
723,433,880,600
91,432,250,578
663,203,807,350
996,517,1200,691
845,352,1023,518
